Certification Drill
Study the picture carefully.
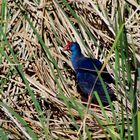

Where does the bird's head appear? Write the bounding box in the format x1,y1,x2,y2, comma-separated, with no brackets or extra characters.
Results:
64,41,81,53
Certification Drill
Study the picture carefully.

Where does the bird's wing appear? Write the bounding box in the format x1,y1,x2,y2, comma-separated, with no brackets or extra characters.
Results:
75,57,114,84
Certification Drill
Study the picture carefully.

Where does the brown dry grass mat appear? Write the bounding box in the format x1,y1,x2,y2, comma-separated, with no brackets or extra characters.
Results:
0,0,140,139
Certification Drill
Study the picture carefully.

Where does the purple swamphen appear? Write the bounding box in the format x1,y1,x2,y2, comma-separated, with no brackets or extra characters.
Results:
64,41,116,105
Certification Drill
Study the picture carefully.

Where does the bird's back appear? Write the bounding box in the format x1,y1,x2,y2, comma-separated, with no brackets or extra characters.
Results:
73,56,115,84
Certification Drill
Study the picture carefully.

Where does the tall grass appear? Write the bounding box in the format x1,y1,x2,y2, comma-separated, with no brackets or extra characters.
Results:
0,0,139,139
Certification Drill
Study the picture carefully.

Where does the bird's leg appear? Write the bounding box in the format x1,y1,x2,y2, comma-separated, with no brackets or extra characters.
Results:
87,95,92,108
88,95,98,111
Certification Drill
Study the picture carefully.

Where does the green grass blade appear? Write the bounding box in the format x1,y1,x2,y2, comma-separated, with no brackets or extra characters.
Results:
0,25,49,140
0,101,38,140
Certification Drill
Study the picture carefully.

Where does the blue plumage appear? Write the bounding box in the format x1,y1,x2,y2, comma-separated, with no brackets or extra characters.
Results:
64,42,116,105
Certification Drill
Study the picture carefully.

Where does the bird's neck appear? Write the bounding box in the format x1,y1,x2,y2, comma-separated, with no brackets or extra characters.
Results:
71,51,83,67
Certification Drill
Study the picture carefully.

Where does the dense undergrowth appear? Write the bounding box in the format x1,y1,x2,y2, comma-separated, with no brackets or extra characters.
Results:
0,0,140,139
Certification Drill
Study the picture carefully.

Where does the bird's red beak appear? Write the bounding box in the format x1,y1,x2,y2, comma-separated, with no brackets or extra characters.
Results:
63,41,72,51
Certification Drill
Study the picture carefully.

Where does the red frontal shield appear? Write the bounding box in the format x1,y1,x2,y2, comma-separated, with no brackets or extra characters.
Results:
63,41,72,51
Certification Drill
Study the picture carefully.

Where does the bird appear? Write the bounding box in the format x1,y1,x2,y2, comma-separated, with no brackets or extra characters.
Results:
64,41,116,105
